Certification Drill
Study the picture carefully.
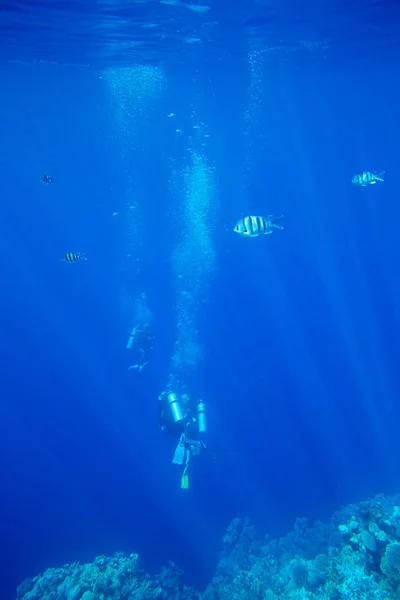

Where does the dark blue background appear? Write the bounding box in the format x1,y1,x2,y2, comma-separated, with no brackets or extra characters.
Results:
1,45,400,600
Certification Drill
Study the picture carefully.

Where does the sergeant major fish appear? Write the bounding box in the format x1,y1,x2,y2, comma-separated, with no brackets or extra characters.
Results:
40,174,53,184
233,215,284,237
352,171,385,187
62,252,87,263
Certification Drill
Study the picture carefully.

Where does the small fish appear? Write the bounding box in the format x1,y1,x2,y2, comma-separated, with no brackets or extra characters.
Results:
352,171,385,187
234,215,284,237
61,252,87,263
40,174,53,184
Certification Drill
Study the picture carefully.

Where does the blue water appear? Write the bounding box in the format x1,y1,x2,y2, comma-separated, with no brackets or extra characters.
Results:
1,1,400,598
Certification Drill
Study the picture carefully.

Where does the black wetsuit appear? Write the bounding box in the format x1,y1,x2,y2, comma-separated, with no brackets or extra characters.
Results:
158,395,198,440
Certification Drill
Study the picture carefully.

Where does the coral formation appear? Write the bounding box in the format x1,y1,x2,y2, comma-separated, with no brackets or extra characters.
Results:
17,493,400,600
204,493,400,600
16,554,199,600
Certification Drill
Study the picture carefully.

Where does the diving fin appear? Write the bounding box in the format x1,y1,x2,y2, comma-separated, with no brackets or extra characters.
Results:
181,465,189,489
173,434,186,465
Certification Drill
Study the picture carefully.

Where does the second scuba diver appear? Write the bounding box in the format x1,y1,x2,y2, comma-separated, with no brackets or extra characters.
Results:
127,324,154,372
158,391,212,489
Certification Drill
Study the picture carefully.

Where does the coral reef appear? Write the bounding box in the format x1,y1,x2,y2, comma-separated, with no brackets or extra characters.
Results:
204,492,400,600
17,493,400,600
16,554,200,600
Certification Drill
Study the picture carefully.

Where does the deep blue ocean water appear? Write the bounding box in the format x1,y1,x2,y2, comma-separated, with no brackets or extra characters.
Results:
1,0,400,598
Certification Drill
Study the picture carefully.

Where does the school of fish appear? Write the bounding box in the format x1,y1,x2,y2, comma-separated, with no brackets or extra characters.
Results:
42,165,386,259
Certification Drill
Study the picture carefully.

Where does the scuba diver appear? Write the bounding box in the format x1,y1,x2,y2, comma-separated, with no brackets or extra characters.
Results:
158,391,212,489
126,324,154,372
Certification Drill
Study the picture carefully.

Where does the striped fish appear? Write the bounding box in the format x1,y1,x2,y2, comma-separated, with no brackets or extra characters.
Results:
233,215,284,237
40,174,53,184
61,252,87,263
352,171,385,187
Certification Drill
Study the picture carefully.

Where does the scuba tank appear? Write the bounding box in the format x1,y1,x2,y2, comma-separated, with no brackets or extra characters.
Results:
126,325,136,349
197,401,207,433
168,392,183,423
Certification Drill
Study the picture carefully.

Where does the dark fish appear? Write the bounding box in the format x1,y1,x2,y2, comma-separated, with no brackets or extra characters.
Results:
61,252,87,263
40,174,53,184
